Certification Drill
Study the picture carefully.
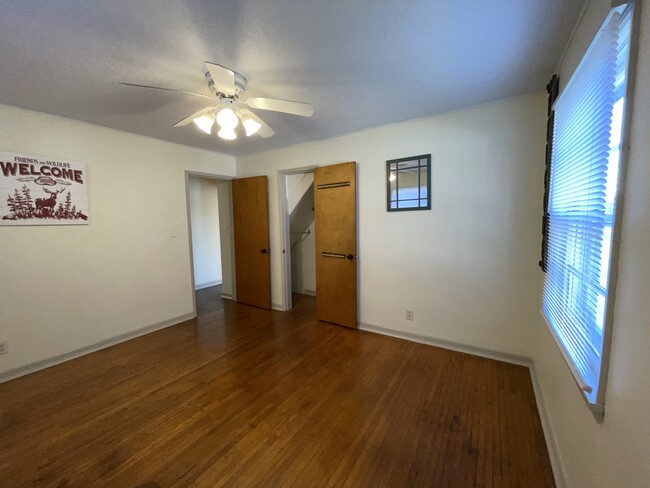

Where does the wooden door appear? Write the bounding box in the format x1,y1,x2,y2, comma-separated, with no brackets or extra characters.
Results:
314,162,357,328
232,176,271,309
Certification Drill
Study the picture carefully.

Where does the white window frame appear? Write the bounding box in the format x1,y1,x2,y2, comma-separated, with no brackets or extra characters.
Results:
542,0,640,423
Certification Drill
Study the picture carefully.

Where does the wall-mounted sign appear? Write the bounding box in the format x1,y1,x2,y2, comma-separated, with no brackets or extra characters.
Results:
0,151,89,226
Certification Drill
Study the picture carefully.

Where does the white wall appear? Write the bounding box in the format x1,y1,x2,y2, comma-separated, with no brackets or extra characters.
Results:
238,93,547,357
291,221,316,295
0,104,235,375
189,176,222,289
287,173,316,295
216,180,236,299
533,1,650,487
287,172,314,213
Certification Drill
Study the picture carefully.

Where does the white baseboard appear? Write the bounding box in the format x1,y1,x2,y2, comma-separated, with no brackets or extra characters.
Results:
302,289,317,296
359,322,565,487
213,293,276,310
0,312,195,384
529,363,567,488
195,280,222,290
358,322,532,366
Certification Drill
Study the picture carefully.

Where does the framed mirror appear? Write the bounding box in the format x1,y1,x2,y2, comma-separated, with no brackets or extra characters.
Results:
387,154,431,211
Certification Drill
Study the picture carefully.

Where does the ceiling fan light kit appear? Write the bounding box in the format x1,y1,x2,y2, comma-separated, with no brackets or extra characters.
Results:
217,127,237,140
242,117,261,137
215,107,239,129
121,62,314,143
192,113,215,135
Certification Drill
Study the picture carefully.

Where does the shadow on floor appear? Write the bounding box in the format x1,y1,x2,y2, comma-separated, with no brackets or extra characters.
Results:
195,284,226,316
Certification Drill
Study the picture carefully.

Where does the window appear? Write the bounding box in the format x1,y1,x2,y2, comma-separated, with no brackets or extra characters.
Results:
387,154,431,211
542,2,634,422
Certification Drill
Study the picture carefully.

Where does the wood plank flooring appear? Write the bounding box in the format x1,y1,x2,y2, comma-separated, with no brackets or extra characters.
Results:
0,295,555,487
195,284,226,316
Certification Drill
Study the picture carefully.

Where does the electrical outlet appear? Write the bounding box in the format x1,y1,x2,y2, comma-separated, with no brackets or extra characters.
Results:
0,342,8,355
405,309,414,321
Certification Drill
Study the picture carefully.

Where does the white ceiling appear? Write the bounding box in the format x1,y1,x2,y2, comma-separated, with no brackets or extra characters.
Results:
0,1,585,156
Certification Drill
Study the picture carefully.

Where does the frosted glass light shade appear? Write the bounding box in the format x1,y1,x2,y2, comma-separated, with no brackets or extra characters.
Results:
193,113,215,134
216,108,239,129
218,127,237,140
243,118,261,136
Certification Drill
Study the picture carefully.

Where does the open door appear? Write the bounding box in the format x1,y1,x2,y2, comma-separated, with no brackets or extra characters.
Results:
314,162,357,328
232,176,271,309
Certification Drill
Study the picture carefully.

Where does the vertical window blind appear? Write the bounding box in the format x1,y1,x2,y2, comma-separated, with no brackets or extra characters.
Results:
543,3,633,418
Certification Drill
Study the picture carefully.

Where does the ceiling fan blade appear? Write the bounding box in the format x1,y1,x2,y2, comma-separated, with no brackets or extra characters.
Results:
119,82,215,100
172,106,218,128
238,108,275,138
205,62,236,96
245,97,314,117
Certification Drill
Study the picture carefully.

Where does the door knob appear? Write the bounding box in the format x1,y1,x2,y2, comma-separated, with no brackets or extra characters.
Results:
261,248,271,254
346,254,354,260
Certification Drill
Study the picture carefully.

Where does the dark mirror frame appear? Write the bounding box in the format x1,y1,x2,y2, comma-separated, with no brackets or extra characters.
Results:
386,154,432,212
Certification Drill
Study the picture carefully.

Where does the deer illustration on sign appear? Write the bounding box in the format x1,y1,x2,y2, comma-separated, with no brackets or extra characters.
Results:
3,185,87,221
1,151,89,225
35,187,65,216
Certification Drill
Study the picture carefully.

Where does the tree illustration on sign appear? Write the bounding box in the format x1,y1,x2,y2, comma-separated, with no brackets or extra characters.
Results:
3,186,87,221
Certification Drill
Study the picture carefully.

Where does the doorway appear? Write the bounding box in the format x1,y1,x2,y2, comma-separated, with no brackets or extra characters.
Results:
279,167,318,311
279,162,358,326
186,173,236,316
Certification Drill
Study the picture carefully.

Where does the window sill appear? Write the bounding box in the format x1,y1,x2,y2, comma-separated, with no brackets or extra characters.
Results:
539,309,605,424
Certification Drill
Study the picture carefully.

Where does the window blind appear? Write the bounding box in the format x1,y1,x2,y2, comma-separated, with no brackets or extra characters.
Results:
543,3,632,415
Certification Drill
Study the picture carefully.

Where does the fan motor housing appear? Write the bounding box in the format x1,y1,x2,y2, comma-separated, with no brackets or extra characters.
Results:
205,71,247,98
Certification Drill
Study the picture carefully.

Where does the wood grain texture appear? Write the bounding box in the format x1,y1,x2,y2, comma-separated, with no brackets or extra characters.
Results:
314,162,358,328
232,175,271,309
0,296,554,487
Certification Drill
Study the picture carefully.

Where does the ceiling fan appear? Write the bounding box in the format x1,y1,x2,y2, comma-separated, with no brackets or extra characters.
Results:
120,62,314,141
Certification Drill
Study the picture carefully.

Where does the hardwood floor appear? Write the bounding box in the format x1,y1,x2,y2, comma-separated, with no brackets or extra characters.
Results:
0,296,555,487
195,284,226,316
